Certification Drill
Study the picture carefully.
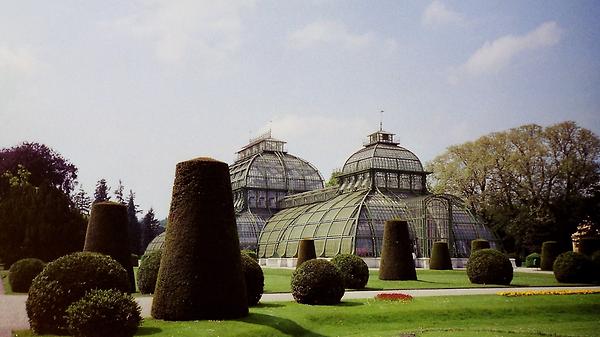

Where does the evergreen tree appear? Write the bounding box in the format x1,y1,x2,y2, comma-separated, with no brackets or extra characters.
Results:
73,186,92,216
126,190,142,254
93,179,110,203
114,179,125,205
140,208,162,251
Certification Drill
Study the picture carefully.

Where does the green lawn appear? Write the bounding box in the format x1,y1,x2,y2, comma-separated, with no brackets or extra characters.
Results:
1,267,575,295
264,268,565,293
14,294,600,337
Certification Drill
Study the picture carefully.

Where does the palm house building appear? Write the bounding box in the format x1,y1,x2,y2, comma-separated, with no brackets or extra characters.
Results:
257,129,497,260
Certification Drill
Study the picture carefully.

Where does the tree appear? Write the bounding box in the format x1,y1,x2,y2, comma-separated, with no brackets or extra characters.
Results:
427,121,600,255
113,180,125,205
93,179,110,203
325,169,343,187
140,208,162,251
72,186,92,216
126,190,142,254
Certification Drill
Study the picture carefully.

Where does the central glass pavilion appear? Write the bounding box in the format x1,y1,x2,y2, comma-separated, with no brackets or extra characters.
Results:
257,129,497,258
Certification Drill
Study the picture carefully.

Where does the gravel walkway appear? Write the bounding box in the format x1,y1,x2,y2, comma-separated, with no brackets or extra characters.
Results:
2,285,599,337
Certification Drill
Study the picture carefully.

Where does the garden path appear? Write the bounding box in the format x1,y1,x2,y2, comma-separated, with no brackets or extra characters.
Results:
2,285,600,337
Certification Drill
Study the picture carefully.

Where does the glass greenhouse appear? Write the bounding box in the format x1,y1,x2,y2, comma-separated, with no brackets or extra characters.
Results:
258,130,497,258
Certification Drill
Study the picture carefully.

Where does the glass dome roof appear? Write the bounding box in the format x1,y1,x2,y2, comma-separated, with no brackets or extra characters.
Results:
342,130,424,175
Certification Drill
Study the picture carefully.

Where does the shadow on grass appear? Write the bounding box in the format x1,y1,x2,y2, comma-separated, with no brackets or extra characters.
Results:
240,313,327,337
338,301,363,307
136,327,163,335
254,302,286,308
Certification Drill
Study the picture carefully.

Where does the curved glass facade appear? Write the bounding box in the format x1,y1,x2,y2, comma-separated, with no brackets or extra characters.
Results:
258,130,498,258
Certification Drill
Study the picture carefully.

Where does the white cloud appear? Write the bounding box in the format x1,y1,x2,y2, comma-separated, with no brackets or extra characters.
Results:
288,21,373,50
0,46,37,74
422,1,464,26
110,0,254,64
449,21,562,83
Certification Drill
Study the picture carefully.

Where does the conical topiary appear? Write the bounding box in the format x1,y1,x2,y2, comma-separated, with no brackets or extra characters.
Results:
296,239,316,268
83,202,135,292
471,239,490,255
379,220,417,280
151,157,248,320
429,241,453,270
540,241,559,271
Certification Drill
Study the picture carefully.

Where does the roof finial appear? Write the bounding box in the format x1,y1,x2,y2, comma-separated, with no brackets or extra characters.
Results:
379,110,384,131
269,120,273,137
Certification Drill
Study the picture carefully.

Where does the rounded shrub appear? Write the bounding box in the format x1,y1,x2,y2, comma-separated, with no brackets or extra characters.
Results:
331,254,369,289
241,253,264,306
8,258,45,293
66,289,141,337
291,259,345,305
429,242,453,270
466,249,513,285
525,253,541,268
137,250,162,294
241,249,259,262
540,241,559,271
26,252,129,335
296,239,317,268
470,239,490,254
552,251,594,283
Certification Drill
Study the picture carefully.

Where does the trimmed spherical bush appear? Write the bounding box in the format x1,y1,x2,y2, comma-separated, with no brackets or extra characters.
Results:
379,220,417,280
579,238,600,256
241,249,259,262
429,242,453,270
331,254,369,289
296,239,317,268
8,258,45,293
525,253,541,268
540,241,559,271
470,239,490,254
26,252,129,335
151,158,248,321
241,253,264,306
66,289,141,337
291,259,345,305
137,250,162,294
466,249,513,285
552,251,594,283
84,202,135,292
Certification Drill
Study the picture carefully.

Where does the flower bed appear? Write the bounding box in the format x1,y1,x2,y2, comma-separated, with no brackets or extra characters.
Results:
375,293,413,302
497,289,600,297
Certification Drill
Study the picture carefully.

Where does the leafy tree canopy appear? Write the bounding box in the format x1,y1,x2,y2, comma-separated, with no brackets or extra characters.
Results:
426,121,600,254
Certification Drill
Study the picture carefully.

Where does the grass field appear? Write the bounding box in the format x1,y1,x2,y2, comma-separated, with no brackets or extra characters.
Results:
14,294,600,337
1,267,574,295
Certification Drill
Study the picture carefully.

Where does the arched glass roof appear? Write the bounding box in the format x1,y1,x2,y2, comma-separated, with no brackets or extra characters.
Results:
145,232,165,254
342,143,424,175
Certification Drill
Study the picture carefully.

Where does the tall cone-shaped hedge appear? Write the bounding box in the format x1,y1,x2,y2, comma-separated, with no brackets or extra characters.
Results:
379,220,417,280
151,157,248,320
83,202,135,292
471,239,490,254
540,241,559,271
429,241,453,270
296,239,316,268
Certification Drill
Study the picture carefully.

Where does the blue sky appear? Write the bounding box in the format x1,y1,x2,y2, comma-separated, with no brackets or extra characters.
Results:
1,1,599,218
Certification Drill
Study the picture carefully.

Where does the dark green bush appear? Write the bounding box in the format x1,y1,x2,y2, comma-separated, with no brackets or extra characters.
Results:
331,254,369,289
429,242,453,270
137,250,162,294
466,249,513,285
470,239,490,254
241,249,258,262
291,259,345,305
525,253,541,268
8,258,45,293
131,254,139,267
379,220,416,280
579,238,600,256
241,253,264,306
540,241,559,271
26,252,129,335
552,251,594,283
296,239,316,268
66,289,141,337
